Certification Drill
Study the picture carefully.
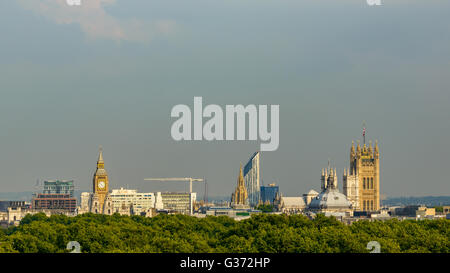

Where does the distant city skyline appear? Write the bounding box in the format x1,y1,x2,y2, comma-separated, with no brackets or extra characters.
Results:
0,1,449,197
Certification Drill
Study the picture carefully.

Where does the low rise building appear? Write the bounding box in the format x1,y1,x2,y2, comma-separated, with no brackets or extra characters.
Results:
110,188,155,215
275,196,306,214
200,206,261,219
160,192,197,215
0,201,29,212
393,205,436,218
32,193,77,213
0,207,72,227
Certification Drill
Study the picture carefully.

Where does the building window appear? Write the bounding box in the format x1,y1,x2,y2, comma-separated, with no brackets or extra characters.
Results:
363,178,366,189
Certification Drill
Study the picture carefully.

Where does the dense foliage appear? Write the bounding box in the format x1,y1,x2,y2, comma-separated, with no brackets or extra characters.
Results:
256,204,274,213
0,213,448,253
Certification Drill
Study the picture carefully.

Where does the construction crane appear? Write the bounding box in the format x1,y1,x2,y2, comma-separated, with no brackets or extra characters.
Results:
144,177,204,193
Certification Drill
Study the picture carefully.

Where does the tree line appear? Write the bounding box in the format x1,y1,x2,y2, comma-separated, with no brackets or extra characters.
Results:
0,213,448,253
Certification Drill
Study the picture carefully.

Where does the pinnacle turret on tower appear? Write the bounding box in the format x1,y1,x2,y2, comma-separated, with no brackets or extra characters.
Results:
232,164,248,207
374,140,379,158
321,164,339,191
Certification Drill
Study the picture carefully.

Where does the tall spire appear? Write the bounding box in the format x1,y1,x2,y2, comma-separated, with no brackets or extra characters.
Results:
97,145,105,169
98,145,104,163
238,163,244,187
232,163,248,206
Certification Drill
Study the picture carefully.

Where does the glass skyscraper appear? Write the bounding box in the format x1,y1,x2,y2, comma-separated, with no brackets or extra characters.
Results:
243,152,261,207
260,184,279,205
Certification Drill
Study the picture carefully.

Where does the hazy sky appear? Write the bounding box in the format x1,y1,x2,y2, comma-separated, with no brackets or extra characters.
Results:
0,0,449,198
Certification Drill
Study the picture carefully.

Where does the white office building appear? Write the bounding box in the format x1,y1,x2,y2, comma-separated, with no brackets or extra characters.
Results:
110,188,155,215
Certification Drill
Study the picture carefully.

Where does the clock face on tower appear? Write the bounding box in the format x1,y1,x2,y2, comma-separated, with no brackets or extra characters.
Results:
98,181,106,190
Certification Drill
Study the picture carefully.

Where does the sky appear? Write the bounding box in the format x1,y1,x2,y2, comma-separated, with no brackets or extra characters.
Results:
0,0,449,198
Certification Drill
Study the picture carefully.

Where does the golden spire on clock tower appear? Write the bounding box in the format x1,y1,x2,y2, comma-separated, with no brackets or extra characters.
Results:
97,145,105,169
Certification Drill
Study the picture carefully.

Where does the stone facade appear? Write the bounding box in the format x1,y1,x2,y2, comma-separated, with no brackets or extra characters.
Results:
343,166,360,211
345,140,380,211
231,164,249,208
79,147,115,215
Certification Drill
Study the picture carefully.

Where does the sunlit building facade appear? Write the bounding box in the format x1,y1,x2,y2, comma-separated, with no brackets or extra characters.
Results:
110,188,155,215
160,192,197,215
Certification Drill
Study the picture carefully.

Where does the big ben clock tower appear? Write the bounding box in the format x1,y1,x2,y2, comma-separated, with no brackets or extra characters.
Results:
93,146,109,212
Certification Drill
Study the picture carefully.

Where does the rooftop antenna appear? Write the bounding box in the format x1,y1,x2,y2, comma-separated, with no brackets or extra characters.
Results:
203,177,208,204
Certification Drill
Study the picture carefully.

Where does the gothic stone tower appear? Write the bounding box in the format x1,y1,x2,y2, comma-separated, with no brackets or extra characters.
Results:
321,167,338,191
232,164,249,207
345,139,380,211
343,146,360,211
93,147,109,213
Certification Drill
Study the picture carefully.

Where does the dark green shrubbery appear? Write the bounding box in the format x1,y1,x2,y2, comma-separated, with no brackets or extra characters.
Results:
0,213,448,253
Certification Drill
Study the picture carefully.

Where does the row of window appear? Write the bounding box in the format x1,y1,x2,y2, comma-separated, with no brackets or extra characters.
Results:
362,177,375,189
363,200,374,211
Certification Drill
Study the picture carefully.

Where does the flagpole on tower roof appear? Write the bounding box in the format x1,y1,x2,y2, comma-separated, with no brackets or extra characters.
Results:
362,121,366,145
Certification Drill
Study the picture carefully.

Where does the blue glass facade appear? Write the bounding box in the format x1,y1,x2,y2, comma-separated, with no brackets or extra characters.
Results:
260,185,279,205
243,152,260,207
